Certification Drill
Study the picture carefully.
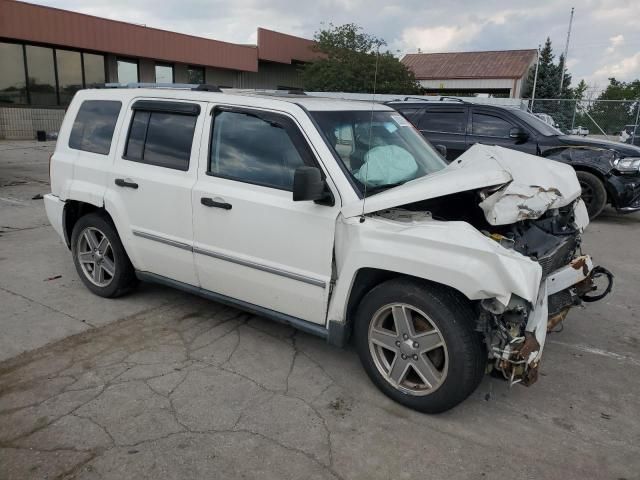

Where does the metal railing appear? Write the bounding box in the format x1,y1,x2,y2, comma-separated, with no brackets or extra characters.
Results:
528,98,640,144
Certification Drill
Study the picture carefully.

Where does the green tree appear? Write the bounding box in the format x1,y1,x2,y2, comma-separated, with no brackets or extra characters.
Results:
583,78,640,134
301,23,420,94
523,38,575,129
573,79,588,100
523,38,570,99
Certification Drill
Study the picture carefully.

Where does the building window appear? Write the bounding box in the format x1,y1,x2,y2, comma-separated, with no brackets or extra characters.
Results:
187,66,205,84
155,63,174,83
69,100,122,155
0,42,27,105
26,45,57,105
83,53,105,88
56,49,83,105
117,58,138,84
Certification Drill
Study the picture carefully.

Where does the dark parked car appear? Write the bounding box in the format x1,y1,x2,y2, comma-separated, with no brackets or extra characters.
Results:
388,99,640,218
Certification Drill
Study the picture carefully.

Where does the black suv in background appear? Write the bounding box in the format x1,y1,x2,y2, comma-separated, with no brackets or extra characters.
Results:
388,100,640,218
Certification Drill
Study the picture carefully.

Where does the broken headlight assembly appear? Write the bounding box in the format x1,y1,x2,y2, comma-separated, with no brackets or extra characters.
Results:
612,156,640,174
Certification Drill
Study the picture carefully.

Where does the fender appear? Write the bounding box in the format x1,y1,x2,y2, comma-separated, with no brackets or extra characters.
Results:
327,214,542,324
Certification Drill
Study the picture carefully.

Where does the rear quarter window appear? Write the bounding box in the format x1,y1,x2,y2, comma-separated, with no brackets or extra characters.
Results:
68,100,122,155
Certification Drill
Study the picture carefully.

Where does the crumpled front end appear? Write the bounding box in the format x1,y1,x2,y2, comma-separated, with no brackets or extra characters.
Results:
478,199,613,386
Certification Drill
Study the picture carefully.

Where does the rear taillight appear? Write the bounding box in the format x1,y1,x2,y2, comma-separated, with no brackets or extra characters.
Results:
48,153,53,184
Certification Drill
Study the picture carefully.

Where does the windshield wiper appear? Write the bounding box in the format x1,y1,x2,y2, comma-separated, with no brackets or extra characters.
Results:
364,181,406,196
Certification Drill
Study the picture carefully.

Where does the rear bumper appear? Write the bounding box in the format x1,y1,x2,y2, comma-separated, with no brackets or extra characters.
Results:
44,194,66,244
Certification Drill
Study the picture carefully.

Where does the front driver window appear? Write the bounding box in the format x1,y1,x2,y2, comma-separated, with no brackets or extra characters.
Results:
472,113,513,138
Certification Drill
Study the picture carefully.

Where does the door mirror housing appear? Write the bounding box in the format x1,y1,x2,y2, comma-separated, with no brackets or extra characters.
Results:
434,144,447,158
293,166,333,205
509,127,529,140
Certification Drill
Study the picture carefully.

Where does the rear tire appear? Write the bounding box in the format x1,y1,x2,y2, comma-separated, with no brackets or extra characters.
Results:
70,212,137,298
576,171,607,219
354,278,485,413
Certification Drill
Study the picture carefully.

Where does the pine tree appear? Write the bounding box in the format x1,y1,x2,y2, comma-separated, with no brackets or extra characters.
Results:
523,38,575,129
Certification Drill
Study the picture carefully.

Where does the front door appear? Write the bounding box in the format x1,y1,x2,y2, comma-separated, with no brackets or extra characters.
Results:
192,105,340,325
466,108,537,155
106,99,205,286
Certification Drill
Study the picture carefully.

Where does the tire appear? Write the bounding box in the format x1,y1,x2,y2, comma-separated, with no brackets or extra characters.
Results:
70,212,137,298
354,278,485,413
576,171,607,219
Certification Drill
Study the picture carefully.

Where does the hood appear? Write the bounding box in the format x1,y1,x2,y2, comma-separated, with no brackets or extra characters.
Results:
557,134,640,157
342,144,582,225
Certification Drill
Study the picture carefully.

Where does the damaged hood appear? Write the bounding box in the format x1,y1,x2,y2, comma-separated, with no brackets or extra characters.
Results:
342,144,582,225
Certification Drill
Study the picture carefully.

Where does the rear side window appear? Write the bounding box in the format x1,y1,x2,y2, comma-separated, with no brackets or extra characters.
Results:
208,109,313,190
419,109,466,134
124,102,198,171
69,100,121,155
471,112,513,137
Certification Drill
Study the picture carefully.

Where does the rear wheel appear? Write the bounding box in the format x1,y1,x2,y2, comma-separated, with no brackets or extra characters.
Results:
71,212,136,298
576,171,607,219
354,278,485,413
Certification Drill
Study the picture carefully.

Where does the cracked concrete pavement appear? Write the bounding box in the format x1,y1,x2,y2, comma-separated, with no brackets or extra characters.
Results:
1,141,640,479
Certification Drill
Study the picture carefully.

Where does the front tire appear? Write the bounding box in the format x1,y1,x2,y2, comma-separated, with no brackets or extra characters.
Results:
354,278,485,413
576,171,607,219
70,212,137,298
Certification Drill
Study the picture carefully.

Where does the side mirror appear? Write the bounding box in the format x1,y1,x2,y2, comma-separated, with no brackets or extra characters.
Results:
509,127,529,140
293,166,333,205
435,144,447,158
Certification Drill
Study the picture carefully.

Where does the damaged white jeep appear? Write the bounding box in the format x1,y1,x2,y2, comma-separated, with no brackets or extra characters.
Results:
45,87,613,413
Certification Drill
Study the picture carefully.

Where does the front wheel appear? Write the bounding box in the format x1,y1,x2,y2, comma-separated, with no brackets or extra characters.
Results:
354,278,485,413
576,171,607,219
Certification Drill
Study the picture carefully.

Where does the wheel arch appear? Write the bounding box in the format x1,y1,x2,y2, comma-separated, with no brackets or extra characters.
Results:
62,200,115,249
572,165,612,204
334,267,473,346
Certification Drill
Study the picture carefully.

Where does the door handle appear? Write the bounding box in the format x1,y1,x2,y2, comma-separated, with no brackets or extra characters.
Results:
201,197,232,210
114,178,139,189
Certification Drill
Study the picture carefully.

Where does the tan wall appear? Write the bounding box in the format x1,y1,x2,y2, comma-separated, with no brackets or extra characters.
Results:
0,107,65,140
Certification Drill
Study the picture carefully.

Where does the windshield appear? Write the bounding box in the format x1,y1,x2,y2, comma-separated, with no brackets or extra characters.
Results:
311,110,447,196
510,109,563,136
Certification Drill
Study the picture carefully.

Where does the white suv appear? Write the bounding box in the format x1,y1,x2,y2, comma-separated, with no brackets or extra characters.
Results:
45,85,612,413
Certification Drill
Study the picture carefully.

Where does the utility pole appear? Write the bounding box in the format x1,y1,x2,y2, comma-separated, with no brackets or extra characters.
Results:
530,44,541,111
559,7,574,93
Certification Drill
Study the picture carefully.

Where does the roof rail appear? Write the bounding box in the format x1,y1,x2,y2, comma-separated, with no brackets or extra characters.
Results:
402,96,432,102
100,83,222,92
438,96,469,103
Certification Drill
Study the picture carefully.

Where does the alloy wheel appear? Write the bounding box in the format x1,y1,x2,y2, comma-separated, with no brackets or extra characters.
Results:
368,303,448,396
76,227,116,287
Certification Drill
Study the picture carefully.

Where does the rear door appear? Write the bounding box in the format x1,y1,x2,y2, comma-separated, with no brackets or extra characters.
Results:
105,98,205,286
417,106,468,161
467,107,537,155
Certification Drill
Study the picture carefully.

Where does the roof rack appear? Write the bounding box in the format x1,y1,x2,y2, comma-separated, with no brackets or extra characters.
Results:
438,96,469,103
388,96,470,104
100,83,222,92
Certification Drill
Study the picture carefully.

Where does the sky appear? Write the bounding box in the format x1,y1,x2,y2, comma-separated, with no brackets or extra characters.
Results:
29,0,640,92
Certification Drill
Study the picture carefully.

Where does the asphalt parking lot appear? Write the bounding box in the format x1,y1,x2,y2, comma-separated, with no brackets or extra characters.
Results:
1,140,639,479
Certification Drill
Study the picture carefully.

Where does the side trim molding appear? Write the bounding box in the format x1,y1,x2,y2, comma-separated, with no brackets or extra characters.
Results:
132,230,191,251
131,229,326,288
192,246,326,288
135,271,329,340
